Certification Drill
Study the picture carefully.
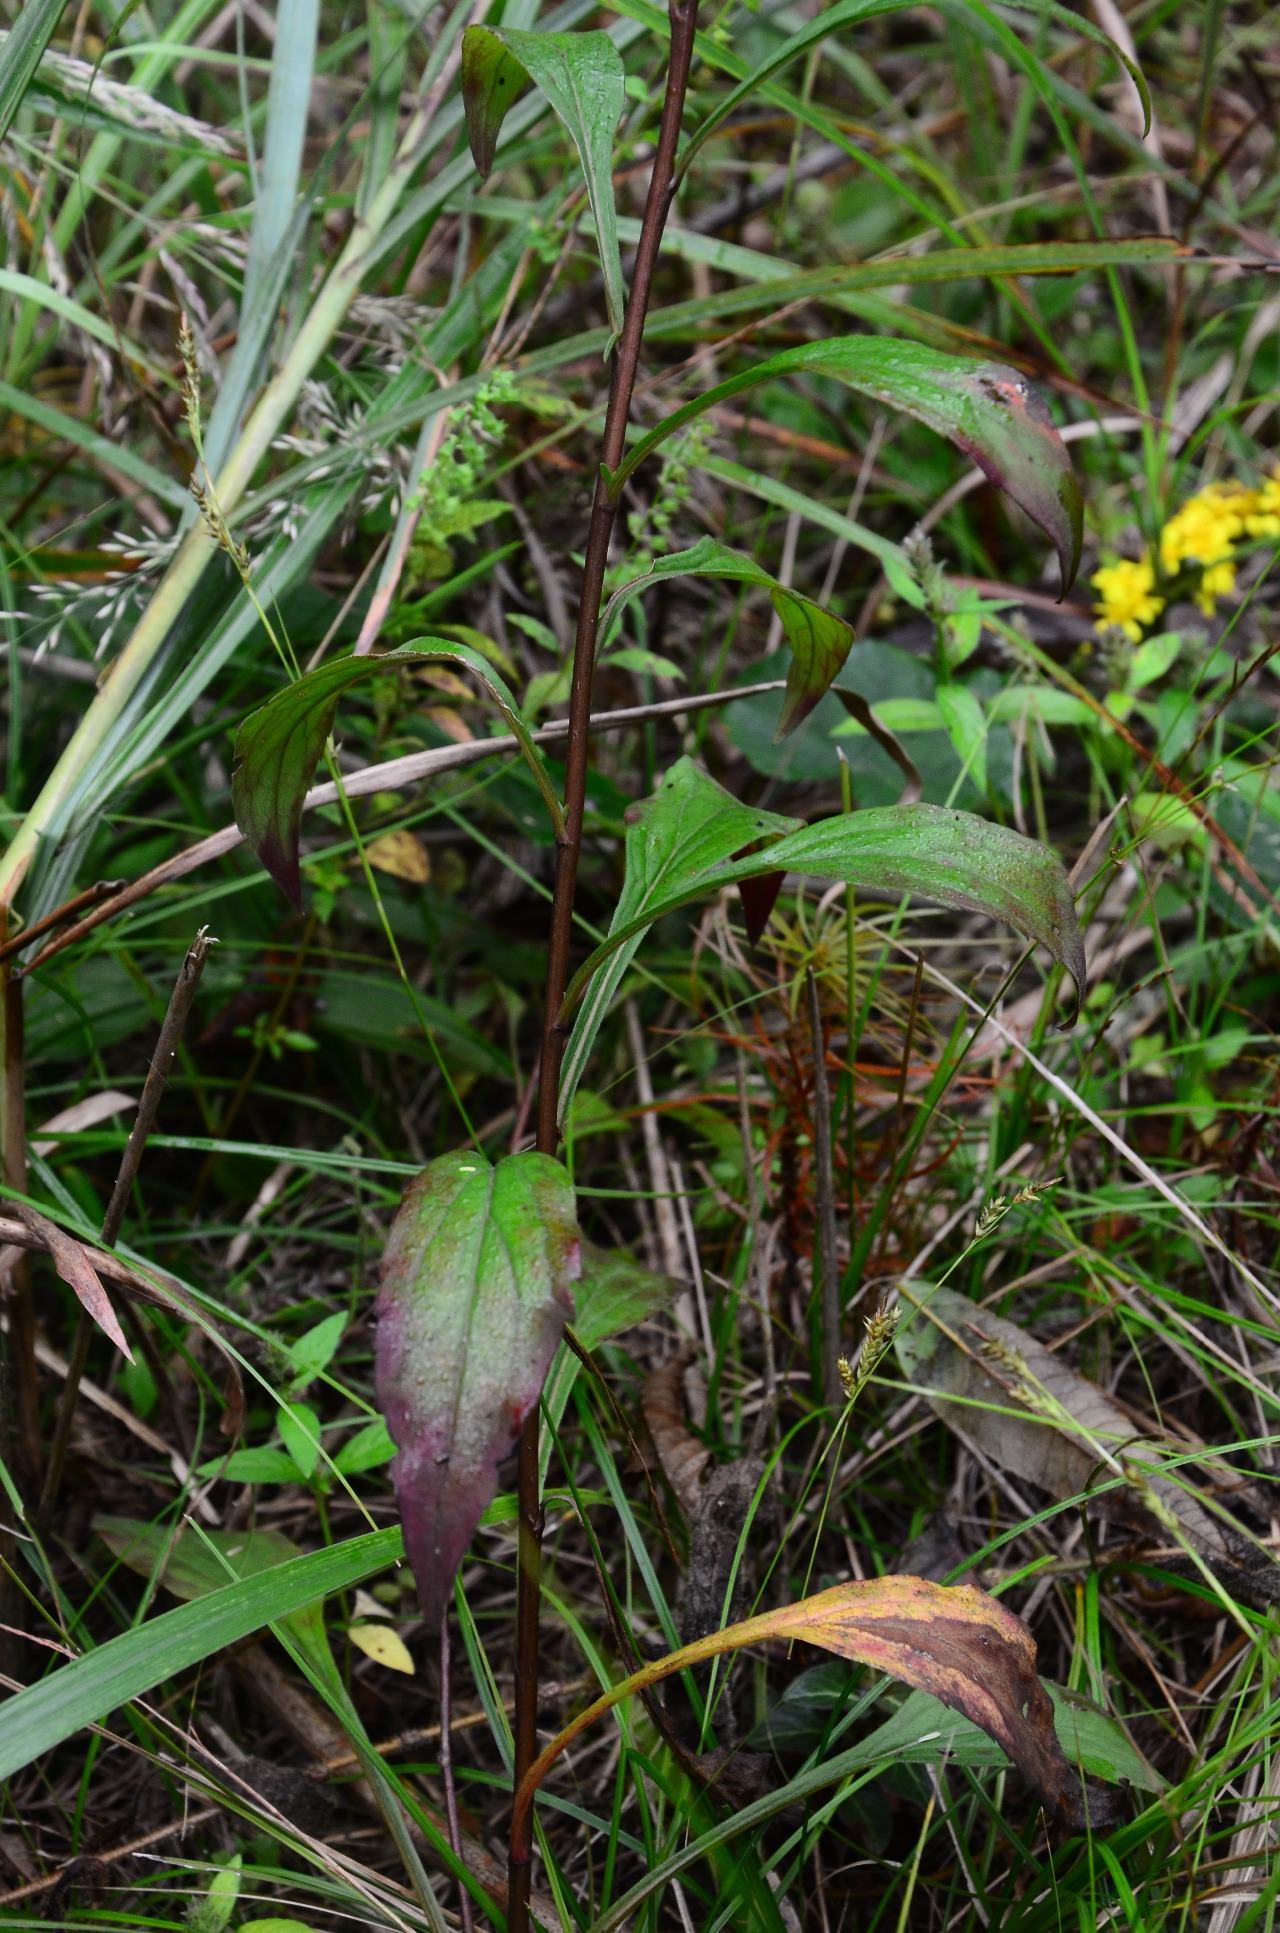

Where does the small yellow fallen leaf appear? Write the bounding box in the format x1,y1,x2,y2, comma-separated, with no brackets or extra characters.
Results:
352,1588,393,1620
366,830,431,884
349,1622,415,1674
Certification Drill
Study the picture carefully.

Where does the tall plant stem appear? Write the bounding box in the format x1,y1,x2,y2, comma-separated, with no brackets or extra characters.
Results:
511,4,701,1925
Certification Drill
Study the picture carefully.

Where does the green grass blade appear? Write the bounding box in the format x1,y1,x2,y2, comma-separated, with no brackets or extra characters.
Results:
0,0,70,143
0,1526,403,1782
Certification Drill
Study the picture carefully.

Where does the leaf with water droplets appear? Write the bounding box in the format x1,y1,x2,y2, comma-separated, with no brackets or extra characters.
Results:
375,1151,581,1623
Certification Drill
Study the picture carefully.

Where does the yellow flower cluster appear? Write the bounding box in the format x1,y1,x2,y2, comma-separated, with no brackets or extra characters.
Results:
1093,465,1280,636
1091,556,1164,642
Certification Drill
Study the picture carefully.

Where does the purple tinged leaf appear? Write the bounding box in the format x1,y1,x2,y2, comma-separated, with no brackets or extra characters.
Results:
231,642,560,909
610,340,1084,594
600,538,854,735
737,869,786,946
375,1150,581,1623
460,27,626,339
771,589,855,738
460,26,531,179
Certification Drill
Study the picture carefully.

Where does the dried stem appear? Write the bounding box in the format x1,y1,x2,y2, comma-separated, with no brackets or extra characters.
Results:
35,929,214,1529
807,967,843,1409
510,4,703,1924
438,1608,475,1933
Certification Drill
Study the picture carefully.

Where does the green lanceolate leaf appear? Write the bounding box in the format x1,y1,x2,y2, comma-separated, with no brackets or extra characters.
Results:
601,537,855,736
560,766,1085,1040
231,641,561,908
375,1150,581,1623
557,760,802,1126
0,1527,403,1783
573,1239,677,1350
608,338,1083,592
461,25,626,340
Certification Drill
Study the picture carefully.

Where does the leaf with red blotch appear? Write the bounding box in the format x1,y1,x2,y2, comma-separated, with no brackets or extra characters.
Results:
609,340,1083,594
16,1204,132,1359
374,1151,581,1623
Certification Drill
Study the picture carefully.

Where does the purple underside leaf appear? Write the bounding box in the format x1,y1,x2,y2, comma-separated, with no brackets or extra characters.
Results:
374,1150,580,1624
615,339,1083,594
231,642,557,910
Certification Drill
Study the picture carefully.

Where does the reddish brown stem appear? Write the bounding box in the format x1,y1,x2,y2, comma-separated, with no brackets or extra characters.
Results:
510,5,702,1926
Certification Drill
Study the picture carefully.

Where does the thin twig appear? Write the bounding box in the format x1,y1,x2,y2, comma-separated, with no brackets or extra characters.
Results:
20,683,785,976
807,967,843,1409
438,1609,474,1933
36,929,214,1530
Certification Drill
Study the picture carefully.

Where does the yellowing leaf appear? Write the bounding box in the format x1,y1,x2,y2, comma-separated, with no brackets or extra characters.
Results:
367,830,432,884
349,1622,415,1674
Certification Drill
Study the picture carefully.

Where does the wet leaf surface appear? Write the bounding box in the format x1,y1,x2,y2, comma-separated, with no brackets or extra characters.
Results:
375,1150,581,1622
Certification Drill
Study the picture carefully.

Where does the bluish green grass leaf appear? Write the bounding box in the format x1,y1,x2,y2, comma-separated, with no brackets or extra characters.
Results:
0,1527,403,1782
461,26,625,338
375,1150,581,1623
609,337,1083,592
0,0,71,143
557,760,802,1125
0,380,185,507
561,770,1085,1038
601,537,855,735
200,0,318,476
232,641,561,909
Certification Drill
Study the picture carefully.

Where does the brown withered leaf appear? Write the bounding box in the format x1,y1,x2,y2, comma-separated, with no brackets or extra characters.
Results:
895,1282,1262,1576
16,1203,132,1359
767,1574,1118,1828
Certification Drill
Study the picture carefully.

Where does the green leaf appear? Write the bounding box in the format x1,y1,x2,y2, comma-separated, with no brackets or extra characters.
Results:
936,685,988,796
561,772,1086,1033
557,759,803,1126
609,339,1083,592
194,1447,304,1484
461,26,626,341
573,1239,677,1350
95,1517,304,1601
375,1150,581,1623
600,646,686,681
0,0,70,145
279,1401,322,1479
599,537,855,736
333,1416,396,1474
753,1669,1161,1789
0,1526,404,1782
231,641,562,909
286,1310,346,1390
1128,631,1181,692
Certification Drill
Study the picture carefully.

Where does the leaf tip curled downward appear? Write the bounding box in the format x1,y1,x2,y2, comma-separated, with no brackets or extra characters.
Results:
460,27,530,180
374,1150,580,1623
958,369,1083,596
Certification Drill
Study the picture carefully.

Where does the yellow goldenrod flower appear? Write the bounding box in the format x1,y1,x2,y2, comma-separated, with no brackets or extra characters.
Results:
1092,555,1164,642
1196,559,1236,615
1159,481,1252,574
1244,466,1280,541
